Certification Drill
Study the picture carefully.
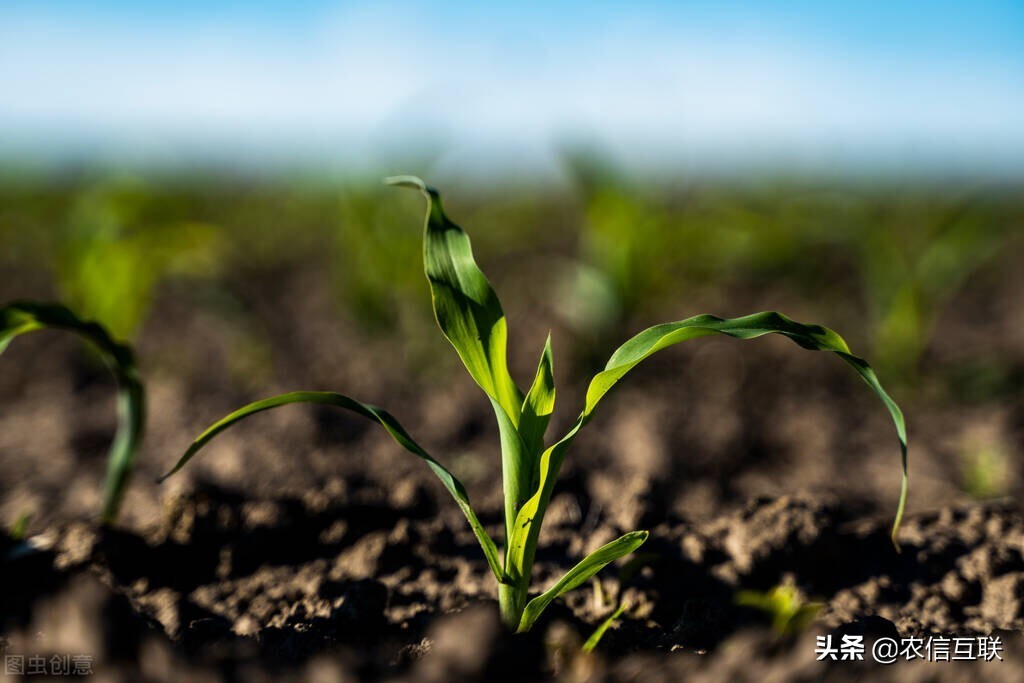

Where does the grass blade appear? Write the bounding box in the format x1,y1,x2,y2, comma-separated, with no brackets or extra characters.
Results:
1,301,144,524
158,390,507,584
517,530,648,633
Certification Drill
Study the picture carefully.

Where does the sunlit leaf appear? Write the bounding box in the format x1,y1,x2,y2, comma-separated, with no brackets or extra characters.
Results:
582,601,628,653
518,334,555,481
158,390,506,584
517,530,648,633
388,176,532,544
510,311,908,585
387,175,522,421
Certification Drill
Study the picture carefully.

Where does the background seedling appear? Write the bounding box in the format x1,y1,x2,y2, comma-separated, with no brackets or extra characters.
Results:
160,177,908,633
9,511,31,541
56,177,222,340
583,602,629,654
960,444,1011,500
0,301,145,524
735,578,823,636
852,193,1018,382
582,553,657,652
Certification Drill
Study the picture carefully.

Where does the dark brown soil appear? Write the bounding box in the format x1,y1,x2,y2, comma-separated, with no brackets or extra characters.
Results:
6,490,1024,681
2,257,1024,681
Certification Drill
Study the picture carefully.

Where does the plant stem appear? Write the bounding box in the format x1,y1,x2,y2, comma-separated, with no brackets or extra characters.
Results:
498,582,523,631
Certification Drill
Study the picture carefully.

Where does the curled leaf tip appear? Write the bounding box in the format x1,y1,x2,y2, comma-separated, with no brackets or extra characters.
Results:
384,175,438,197
384,174,422,188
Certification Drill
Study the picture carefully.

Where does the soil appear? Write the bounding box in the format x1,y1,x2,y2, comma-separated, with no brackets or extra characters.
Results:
2,257,1024,681
6,493,1024,682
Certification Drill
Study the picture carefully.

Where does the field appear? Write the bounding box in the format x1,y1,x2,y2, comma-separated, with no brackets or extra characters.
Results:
2,170,1023,681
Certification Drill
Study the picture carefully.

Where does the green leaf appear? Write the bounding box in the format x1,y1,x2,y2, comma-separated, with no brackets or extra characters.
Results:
510,311,908,584
735,581,823,635
387,176,523,421
157,390,507,584
9,511,32,541
518,334,555,477
587,312,907,540
493,399,531,548
582,601,629,653
0,301,145,524
517,530,648,633
506,433,580,583
388,176,533,543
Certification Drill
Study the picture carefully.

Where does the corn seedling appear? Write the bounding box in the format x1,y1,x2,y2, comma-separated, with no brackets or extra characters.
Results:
583,602,629,653
582,553,657,652
735,579,823,636
9,511,31,541
57,178,222,340
159,177,908,633
960,439,1011,500
855,194,1018,382
1,302,145,524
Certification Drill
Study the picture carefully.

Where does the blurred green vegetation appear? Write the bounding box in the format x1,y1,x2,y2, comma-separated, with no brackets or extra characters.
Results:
0,166,1020,396
960,442,1012,500
735,578,823,636
56,177,224,339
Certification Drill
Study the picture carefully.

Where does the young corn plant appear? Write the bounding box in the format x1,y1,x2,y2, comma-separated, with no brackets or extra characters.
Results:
735,579,823,636
159,177,908,633
1,301,145,524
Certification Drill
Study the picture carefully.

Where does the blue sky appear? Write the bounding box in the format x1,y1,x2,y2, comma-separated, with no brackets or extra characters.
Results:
1,1,1022,176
